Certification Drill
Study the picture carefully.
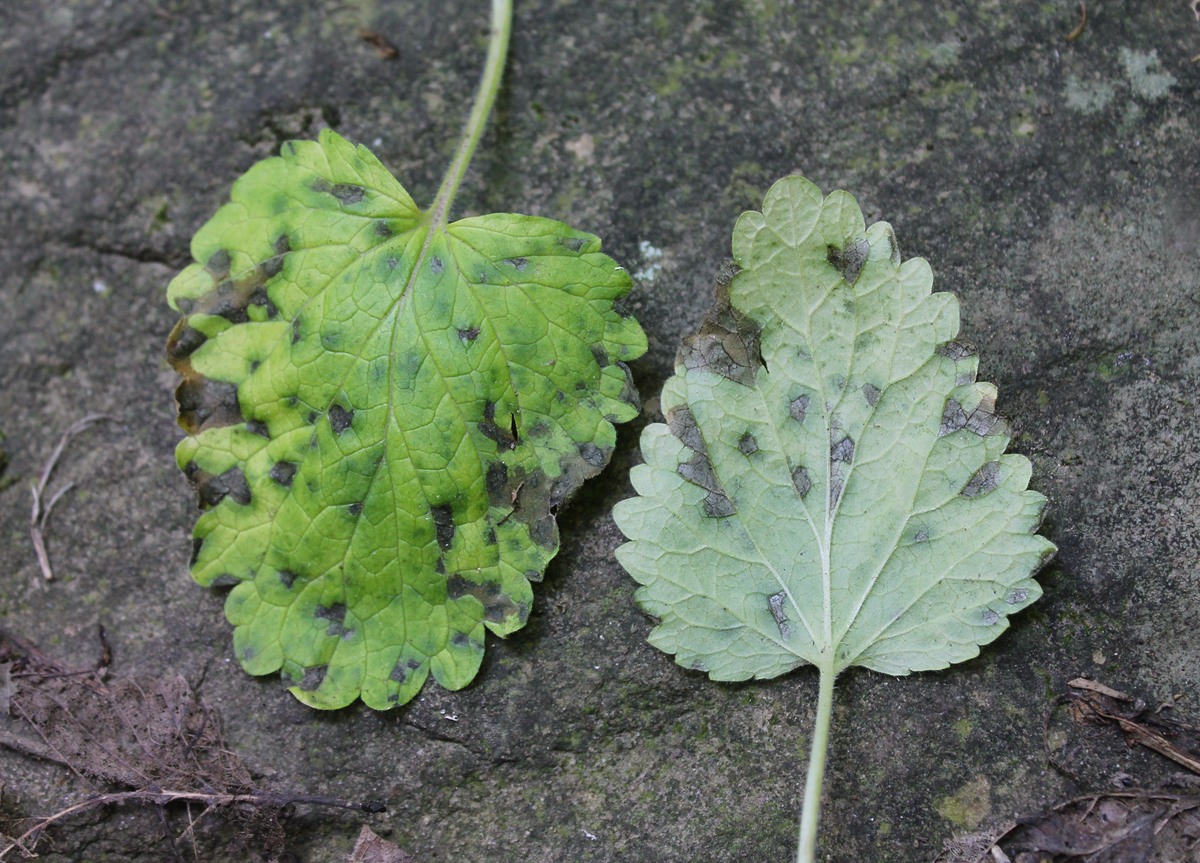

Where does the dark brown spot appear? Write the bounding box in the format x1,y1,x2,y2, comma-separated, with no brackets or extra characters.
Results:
330,183,365,205
190,537,204,566
590,343,610,368
458,326,481,342
175,378,243,435
188,464,251,509
826,237,869,285
667,405,706,454
205,249,231,279
298,665,327,691
560,236,586,252
703,493,735,518
348,501,363,516
479,400,517,449
451,632,472,647
678,280,763,387
738,432,758,455
831,436,855,463
165,324,207,364
270,460,298,486
486,461,509,501
375,221,394,237
792,466,812,498
939,399,968,437
579,442,607,467
936,341,975,362
530,514,558,549
505,257,529,271
446,574,524,624
210,574,239,588
431,504,455,551
431,256,444,275
329,404,354,434
278,570,297,589
678,452,735,518
291,318,302,343
768,592,792,640
961,462,1001,497
789,395,809,424
863,383,881,406
316,603,353,639
245,419,270,438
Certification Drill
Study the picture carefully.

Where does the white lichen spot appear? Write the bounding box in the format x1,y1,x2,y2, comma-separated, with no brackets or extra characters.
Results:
565,133,595,164
1064,76,1115,115
1119,48,1176,101
91,279,110,296
634,240,664,282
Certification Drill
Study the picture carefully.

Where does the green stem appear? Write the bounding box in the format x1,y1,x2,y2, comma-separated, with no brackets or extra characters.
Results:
797,664,836,863
429,0,512,228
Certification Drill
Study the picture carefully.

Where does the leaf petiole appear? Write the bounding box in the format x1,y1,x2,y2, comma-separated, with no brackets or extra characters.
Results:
797,663,836,863
429,0,513,230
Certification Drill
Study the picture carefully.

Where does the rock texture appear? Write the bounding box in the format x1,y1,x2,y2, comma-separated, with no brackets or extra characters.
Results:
1,2,1198,861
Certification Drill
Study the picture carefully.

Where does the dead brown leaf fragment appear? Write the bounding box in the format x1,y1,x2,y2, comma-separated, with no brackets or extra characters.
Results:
937,679,1200,863
347,824,416,863
357,28,398,59
1063,678,1200,776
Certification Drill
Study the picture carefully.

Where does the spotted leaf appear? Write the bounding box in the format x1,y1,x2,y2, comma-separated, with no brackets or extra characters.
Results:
614,176,1054,683
167,129,645,709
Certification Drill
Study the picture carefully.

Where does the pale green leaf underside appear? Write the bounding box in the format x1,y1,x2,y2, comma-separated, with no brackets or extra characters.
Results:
614,176,1054,682
167,130,645,709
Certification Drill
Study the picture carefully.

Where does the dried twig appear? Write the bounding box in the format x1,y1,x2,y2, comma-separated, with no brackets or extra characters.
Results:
28,414,113,580
0,788,384,860
0,629,386,860
1065,0,1087,42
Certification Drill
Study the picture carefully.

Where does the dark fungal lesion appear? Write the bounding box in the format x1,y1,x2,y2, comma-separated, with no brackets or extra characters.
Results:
826,236,870,285
430,503,455,551
791,465,812,498
961,461,1001,497
310,177,365,206
328,404,354,434
446,574,526,625
269,460,298,486
479,400,518,450
168,237,296,436
183,462,251,509
768,592,792,640
315,603,353,639
667,405,735,517
390,657,423,684
678,280,763,387
298,664,328,691
174,373,243,435
789,394,810,424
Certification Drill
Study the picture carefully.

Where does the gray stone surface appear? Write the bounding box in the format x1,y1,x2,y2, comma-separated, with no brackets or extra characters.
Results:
1,1,1198,861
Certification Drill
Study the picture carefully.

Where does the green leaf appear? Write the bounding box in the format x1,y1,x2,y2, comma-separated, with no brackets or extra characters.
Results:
612,176,1054,859
615,174,1053,680
167,129,645,709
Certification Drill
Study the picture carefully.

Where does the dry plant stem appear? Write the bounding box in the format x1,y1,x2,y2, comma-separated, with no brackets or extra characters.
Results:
0,788,382,860
28,414,113,580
